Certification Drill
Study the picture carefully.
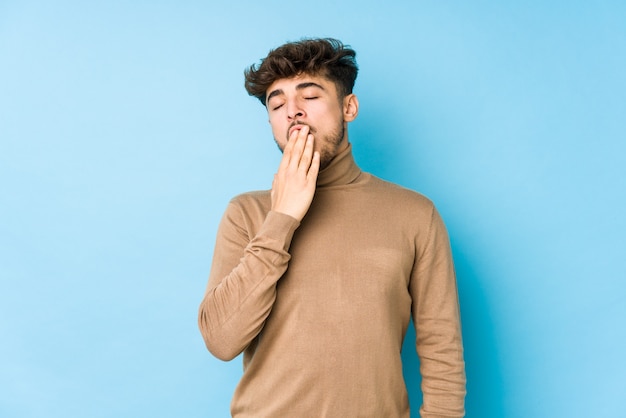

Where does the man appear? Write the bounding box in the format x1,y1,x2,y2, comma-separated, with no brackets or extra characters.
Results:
198,38,466,417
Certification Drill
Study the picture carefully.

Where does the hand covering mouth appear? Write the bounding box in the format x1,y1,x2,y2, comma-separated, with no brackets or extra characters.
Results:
289,123,314,137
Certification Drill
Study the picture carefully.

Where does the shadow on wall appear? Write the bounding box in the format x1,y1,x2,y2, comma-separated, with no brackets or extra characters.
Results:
452,244,505,418
352,102,504,418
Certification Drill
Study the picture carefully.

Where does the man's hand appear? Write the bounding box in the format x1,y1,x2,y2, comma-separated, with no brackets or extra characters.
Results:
271,125,320,222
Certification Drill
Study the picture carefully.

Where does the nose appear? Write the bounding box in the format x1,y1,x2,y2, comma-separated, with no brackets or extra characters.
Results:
286,99,305,120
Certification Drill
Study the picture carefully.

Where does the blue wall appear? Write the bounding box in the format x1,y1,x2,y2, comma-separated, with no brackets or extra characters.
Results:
1,1,624,417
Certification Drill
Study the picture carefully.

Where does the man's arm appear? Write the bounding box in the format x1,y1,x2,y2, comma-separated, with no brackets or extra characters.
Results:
198,128,319,360
411,205,466,417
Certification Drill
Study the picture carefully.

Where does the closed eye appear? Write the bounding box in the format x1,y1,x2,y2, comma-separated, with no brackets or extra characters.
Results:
272,104,284,111
305,97,318,100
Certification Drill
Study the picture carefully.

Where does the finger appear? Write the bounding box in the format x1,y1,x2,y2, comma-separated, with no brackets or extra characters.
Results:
288,126,309,170
298,134,315,173
307,151,321,182
278,132,298,172
278,126,306,169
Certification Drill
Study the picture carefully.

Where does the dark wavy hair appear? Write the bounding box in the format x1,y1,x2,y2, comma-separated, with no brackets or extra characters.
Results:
244,38,358,106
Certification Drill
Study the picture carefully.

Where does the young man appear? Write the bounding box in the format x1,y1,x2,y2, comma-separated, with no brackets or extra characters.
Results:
199,38,466,417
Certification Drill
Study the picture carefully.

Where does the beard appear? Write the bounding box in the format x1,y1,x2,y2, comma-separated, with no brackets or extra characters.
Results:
276,119,346,170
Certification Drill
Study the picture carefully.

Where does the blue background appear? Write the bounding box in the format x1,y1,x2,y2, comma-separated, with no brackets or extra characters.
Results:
1,1,625,417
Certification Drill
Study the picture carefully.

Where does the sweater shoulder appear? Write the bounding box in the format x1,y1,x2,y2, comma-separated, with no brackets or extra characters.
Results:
366,174,435,211
228,189,271,208
222,190,272,225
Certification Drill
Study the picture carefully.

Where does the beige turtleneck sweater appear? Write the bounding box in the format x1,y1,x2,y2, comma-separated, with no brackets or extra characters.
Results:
199,144,466,417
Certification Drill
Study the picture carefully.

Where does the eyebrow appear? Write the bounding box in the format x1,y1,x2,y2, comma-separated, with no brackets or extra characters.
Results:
266,82,326,103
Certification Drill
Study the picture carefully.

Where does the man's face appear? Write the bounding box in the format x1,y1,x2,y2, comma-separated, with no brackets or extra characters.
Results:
266,74,352,170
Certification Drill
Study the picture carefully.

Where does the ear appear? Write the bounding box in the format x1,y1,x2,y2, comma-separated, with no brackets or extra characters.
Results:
343,94,359,122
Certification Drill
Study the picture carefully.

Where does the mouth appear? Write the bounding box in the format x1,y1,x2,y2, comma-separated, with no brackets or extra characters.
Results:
288,124,306,137
288,123,314,138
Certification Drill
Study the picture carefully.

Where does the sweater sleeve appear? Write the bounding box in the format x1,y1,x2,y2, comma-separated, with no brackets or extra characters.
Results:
410,205,466,418
198,201,300,361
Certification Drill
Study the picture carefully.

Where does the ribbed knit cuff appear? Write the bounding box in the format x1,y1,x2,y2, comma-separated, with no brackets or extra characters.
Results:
257,210,300,251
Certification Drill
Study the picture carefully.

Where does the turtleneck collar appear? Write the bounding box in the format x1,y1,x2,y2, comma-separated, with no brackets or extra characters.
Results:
316,143,363,188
